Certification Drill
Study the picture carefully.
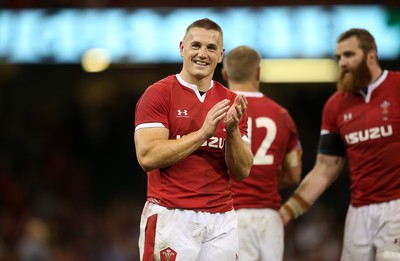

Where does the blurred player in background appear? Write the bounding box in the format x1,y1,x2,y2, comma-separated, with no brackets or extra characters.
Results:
280,28,400,261
134,18,253,261
222,45,302,261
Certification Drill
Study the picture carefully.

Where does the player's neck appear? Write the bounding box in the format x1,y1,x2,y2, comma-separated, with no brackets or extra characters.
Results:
228,81,259,92
369,66,383,85
178,71,214,92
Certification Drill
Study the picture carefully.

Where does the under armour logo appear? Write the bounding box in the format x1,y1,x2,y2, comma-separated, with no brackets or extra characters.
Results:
343,113,352,121
177,110,188,116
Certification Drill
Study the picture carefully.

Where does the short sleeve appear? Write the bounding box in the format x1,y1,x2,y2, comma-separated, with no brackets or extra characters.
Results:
135,84,170,130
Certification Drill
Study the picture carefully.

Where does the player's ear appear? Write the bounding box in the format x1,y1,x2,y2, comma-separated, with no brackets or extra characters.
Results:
179,41,184,57
218,48,225,63
256,66,261,81
368,49,378,65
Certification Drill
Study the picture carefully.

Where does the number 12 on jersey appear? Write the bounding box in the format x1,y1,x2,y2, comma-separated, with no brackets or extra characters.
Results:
247,117,276,165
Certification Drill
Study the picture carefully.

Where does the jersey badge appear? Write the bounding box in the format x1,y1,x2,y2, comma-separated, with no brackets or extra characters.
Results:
160,247,177,261
381,100,390,121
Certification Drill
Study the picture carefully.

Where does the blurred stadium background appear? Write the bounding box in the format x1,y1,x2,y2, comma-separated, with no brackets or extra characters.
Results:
0,1,399,260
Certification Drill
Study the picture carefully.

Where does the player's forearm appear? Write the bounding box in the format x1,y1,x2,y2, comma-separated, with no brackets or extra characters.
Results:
295,154,344,204
295,169,331,205
280,154,344,224
279,169,329,225
225,128,253,181
136,130,207,171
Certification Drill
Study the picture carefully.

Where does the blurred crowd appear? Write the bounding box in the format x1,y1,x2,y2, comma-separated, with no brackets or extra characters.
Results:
0,64,145,261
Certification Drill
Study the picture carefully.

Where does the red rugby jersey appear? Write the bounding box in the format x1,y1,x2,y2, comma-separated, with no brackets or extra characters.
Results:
321,70,400,206
231,92,300,210
134,74,249,212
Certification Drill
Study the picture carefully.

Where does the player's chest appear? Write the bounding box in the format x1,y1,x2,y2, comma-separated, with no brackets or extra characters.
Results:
168,92,226,136
338,93,400,145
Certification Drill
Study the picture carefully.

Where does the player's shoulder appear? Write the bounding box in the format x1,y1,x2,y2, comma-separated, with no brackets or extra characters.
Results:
143,75,178,98
387,71,400,94
261,94,291,114
148,75,177,90
388,70,400,81
213,81,236,97
263,94,282,106
326,89,345,103
322,90,349,114
213,80,230,91
378,70,400,94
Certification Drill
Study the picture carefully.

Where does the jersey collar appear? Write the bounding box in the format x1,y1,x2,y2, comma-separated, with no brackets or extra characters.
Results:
233,91,264,97
175,74,213,102
360,70,388,103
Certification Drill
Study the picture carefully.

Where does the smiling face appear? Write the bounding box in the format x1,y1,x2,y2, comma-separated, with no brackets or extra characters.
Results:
336,36,372,93
179,27,224,88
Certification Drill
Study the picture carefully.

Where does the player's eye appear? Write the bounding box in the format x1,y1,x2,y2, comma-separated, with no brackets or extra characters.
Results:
207,45,217,51
192,43,201,49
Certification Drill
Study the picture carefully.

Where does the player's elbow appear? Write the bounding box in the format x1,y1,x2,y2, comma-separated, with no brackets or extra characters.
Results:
232,165,251,181
292,175,301,185
137,155,157,172
232,173,248,181
288,166,302,185
279,165,302,189
139,163,153,172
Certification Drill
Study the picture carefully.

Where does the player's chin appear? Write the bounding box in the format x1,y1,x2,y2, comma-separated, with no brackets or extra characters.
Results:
192,69,211,78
